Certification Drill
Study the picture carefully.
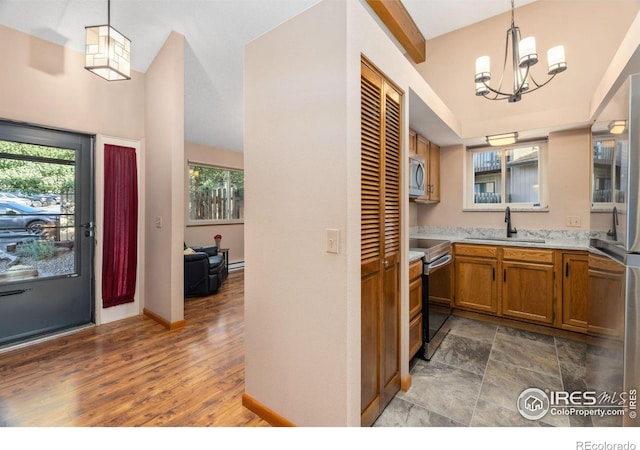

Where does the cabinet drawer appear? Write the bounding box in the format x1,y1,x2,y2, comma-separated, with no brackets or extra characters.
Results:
409,313,423,359
409,260,423,281
589,253,625,273
455,243,497,258
502,247,554,264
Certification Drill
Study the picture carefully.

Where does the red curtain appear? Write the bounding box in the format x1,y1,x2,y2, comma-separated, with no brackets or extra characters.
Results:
102,144,138,308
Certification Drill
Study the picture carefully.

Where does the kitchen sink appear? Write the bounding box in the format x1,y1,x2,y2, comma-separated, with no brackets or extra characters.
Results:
464,236,546,244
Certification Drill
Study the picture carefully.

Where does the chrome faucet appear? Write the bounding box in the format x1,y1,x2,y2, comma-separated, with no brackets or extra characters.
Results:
505,206,517,238
607,206,619,241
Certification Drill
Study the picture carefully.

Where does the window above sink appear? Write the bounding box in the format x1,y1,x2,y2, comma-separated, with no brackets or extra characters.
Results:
463,141,549,212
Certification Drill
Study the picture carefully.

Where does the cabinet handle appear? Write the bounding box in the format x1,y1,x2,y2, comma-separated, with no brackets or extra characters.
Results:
565,262,569,277
492,267,495,281
503,269,506,283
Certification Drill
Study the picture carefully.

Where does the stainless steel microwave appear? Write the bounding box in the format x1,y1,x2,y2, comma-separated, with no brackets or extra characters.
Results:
409,154,425,198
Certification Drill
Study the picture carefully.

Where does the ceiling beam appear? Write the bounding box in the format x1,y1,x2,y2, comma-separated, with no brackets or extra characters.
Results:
366,0,426,64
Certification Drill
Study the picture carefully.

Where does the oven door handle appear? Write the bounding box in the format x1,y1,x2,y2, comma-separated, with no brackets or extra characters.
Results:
425,254,452,274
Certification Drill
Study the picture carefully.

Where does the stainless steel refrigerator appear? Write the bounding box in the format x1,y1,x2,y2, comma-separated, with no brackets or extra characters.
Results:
589,72,640,427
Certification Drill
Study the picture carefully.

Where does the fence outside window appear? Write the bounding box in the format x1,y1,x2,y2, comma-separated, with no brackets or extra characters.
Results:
188,164,244,222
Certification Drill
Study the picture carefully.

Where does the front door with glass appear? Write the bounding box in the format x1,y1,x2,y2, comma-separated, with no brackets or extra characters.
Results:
0,121,94,346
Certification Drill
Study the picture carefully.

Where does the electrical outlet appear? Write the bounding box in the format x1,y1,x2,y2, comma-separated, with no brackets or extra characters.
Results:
326,229,339,254
565,215,581,227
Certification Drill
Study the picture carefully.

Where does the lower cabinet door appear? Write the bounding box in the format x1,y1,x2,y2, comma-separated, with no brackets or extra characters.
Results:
409,312,422,359
502,261,555,324
454,256,498,314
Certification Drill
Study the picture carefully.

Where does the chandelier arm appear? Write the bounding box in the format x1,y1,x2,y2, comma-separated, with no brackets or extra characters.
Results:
482,93,513,101
525,72,558,92
482,70,557,100
481,86,501,100
481,81,516,99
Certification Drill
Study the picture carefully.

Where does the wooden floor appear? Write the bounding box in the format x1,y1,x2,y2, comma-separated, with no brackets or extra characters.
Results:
0,270,268,426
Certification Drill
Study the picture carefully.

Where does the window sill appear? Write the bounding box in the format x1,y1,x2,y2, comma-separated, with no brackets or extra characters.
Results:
463,206,549,213
187,220,244,227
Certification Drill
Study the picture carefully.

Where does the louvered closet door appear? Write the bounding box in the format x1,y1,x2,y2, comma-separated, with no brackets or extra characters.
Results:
360,58,402,427
381,77,401,409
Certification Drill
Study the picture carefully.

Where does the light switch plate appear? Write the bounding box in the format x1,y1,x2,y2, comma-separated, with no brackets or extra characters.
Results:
565,215,581,227
326,229,339,254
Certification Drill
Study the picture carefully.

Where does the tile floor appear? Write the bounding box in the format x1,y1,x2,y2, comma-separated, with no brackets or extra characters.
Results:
374,315,624,427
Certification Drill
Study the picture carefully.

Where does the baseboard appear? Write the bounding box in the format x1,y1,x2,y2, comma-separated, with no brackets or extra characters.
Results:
242,393,296,427
143,308,186,330
401,374,412,392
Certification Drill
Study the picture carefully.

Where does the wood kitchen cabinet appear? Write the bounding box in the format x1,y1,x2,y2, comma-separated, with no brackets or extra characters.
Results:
501,247,555,325
454,244,498,314
426,142,440,202
409,129,417,155
450,244,626,336
408,259,423,360
561,252,589,332
410,130,440,203
587,252,625,339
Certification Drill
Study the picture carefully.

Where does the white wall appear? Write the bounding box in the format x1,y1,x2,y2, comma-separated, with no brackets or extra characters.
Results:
245,0,350,426
244,0,458,426
144,31,186,325
0,25,145,140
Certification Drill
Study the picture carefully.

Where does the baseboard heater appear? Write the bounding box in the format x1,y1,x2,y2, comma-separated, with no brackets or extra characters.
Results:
229,261,244,271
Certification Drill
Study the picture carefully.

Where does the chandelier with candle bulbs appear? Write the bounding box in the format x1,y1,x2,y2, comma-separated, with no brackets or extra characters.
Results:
474,0,566,103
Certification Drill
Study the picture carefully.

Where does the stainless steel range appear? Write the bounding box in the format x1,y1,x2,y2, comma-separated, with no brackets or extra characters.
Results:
409,238,452,360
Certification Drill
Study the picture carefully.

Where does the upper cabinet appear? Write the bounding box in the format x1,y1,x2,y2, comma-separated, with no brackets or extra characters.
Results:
409,129,417,156
410,128,440,203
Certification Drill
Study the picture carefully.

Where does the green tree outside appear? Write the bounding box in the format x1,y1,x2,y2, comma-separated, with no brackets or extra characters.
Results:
0,140,75,195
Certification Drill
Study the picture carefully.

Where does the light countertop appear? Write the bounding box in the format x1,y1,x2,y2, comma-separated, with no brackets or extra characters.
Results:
409,250,424,263
409,226,591,252
410,233,589,251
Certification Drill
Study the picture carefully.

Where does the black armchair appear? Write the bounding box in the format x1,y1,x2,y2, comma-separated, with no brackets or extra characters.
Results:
184,244,228,297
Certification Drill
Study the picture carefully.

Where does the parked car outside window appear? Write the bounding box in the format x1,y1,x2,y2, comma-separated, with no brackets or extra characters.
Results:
0,201,59,235
0,192,32,206
26,193,60,207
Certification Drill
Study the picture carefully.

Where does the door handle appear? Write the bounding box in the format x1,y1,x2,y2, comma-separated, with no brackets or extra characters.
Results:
0,289,28,297
383,259,389,268
82,221,95,237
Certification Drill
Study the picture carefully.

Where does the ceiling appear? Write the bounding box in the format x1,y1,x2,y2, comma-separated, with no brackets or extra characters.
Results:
0,0,542,151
